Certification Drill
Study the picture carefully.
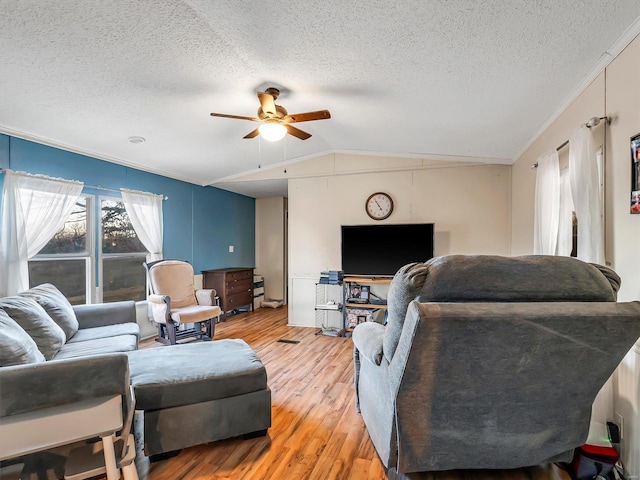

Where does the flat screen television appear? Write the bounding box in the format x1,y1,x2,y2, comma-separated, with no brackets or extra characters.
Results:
341,223,435,276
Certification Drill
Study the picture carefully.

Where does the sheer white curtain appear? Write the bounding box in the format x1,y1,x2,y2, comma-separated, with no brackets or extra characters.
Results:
121,189,163,262
0,171,83,296
534,150,560,255
569,126,604,265
556,169,575,257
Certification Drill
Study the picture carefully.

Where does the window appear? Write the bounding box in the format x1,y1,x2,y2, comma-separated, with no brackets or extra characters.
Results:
28,196,92,304
28,195,149,304
100,198,147,303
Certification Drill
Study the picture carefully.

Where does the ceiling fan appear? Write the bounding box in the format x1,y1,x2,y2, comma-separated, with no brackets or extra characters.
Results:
210,87,331,141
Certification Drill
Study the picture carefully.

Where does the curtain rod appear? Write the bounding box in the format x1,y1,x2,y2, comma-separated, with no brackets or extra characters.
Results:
86,184,168,200
0,168,168,200
531,116,608,169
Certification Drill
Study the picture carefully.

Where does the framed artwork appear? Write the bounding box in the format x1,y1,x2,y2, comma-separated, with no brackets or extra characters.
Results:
631,133,640,214
349,284,370,301
346,308,373,328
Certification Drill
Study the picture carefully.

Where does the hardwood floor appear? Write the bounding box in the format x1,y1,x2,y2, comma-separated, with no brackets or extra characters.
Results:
135,307,571,480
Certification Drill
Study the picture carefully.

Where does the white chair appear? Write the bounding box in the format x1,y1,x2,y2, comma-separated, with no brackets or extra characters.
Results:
63,386,138,480
0,396,124,480
145,260,222,345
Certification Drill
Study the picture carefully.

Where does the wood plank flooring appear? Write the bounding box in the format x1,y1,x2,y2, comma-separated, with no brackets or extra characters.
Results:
134,307,571,480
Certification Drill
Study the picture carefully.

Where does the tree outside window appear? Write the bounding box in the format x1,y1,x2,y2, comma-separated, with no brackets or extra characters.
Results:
28,196,149,304
101,199,147,303
29,197,90,304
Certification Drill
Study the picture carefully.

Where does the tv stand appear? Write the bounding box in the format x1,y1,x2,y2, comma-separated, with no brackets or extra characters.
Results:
343,276,391,334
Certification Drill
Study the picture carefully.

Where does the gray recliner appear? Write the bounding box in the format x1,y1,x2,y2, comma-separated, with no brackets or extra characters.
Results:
352,255,640,477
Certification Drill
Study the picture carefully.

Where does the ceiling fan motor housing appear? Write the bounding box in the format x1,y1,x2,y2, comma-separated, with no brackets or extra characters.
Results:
258,104,288,121
210,86,330,140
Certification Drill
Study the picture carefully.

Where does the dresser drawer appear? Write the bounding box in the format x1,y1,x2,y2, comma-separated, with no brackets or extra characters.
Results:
201,267,254,317
226,278,252,294
226,291,252,308
227,270,252,282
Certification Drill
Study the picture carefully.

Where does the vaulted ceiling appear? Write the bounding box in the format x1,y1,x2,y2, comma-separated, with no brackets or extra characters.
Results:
1,1,639,196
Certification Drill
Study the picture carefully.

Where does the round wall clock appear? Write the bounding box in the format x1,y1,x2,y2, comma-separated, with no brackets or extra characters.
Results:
365,192,394,220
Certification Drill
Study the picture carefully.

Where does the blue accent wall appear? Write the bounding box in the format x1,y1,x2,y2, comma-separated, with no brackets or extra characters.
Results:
0,134,255,273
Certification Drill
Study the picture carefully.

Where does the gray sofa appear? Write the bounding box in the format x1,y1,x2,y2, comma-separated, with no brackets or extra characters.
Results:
0,281,139,372
0,284,138,472
0,283,270,466
352,255,640,477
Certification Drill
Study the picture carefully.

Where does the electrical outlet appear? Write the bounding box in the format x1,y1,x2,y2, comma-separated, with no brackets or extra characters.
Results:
228,245,234,253
615,411,624,440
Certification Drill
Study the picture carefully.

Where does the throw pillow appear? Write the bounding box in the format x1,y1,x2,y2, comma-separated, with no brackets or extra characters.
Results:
0,309,46,366
19,283,79,339
0,296,66,360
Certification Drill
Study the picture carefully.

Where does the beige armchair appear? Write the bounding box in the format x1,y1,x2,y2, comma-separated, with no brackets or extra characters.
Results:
145,260,222,345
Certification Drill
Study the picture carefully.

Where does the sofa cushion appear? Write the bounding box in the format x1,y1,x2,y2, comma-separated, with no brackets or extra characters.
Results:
67,322,140,343
127,339,267,411
0,296,66,360
0,310,46,366
19,283,79,340
55,334,139,359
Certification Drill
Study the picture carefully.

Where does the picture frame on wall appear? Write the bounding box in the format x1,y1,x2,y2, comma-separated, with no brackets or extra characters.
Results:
631,133,640,214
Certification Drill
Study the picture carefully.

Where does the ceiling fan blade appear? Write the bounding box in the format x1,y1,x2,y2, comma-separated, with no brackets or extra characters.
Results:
257,92,277,116
210,112,259,121
286,125,312,140
243,128,260,139
286,110,331,123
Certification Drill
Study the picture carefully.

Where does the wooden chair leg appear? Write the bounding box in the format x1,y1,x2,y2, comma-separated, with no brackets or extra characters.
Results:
122,463,138,480
167,322,177,345
101,434,120,480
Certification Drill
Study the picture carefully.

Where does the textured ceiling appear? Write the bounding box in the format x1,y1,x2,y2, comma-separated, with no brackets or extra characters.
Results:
1,1,639,196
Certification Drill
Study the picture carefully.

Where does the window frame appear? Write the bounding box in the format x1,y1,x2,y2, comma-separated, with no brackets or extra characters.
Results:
28,194,95,303
97,195,148,303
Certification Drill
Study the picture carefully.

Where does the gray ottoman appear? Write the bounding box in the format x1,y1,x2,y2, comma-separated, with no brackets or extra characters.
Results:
127,339,271,457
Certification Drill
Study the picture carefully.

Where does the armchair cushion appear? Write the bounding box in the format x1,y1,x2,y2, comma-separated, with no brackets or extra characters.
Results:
147,260,198,308
0,310,45,366
18,283,79,340
170,304,221,324
352,321,386,366
0,296,66,360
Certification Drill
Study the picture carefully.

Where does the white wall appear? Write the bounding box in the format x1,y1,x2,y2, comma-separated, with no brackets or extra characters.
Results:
288,161,511,327
510,33,640,477
255,197,286,302
510,73,606,256
606,34,640,476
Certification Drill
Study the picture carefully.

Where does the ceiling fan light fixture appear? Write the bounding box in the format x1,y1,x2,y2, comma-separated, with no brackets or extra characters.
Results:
258,123,287,142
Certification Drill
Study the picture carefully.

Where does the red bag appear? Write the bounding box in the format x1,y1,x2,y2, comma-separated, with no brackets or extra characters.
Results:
571,444,619,479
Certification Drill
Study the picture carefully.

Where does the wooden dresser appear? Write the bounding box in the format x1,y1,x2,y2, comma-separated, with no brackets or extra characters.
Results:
202,267,254,317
